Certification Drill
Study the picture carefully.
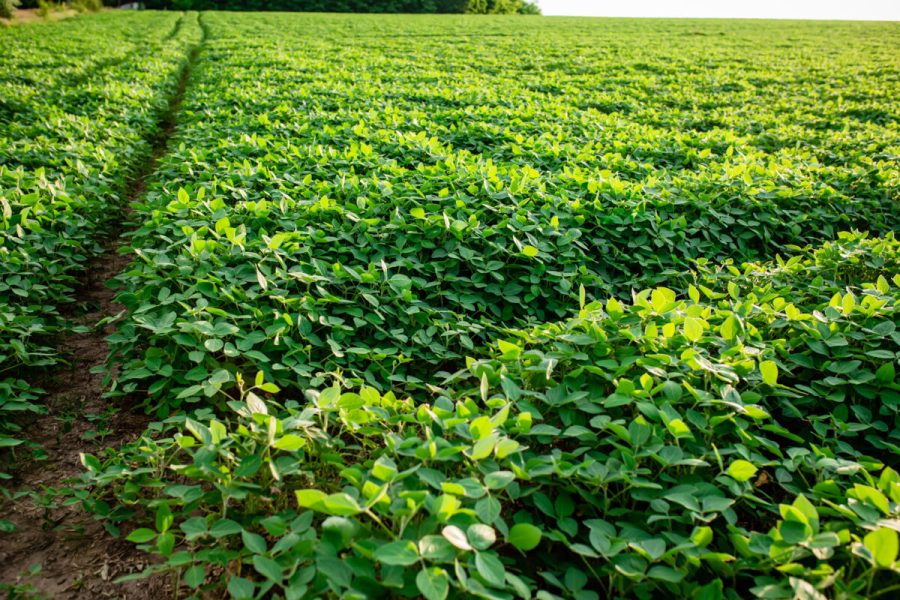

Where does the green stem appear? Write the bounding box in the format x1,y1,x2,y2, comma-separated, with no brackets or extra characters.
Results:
872,583,900,598
365,508,396,539
172,567,181,600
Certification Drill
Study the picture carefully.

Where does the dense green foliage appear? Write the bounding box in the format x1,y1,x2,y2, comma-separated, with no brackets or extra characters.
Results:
1,10,899,599
0,12,200,464
106,13,899,414
140,0,539,14
83,232,900,599
76,12,900,599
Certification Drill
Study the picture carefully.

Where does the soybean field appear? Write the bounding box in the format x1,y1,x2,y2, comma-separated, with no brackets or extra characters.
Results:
1,10,899,600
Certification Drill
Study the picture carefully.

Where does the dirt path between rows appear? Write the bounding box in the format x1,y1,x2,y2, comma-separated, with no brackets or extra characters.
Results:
0,249,166,599
0,16,204,598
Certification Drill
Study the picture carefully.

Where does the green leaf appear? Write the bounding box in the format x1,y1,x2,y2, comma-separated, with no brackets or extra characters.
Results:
727,460,758,483
606,296,624,317
242,530,268,554
760,360,778,385
322,515,357,546
375,540,419,566
227,576,255,599
372,456,398,482
295,489,327,510
416,567,449,600
648,565,685,583
273,434,305,451
792,494,819,532
720,315,738,340
631,538,666,560
388,274,412,290
651,287,676,313
852,484,891,514
484,471,514,490
210,519,243,538
468,435,497,460
322,493,362,516
467,524,497,551
864,527,898,568
156,504,173,533
683,316,703,342
419,535,456,563
809,532,841,549
184,565,205,589
338,392,365,409
876,362,895,383
126,528,156,543
252,555,283,582
476,496,501,524
508,523,542,551
691,526,713,547
469,416,492,440
156,532,175,556
180,517,208,540
246,391,268,415
475,552,506,587
779,520,809,544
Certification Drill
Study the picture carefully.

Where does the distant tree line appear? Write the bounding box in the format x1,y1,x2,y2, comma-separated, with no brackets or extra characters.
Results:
11,0,541,13
138,0,541,13
10,0,107,11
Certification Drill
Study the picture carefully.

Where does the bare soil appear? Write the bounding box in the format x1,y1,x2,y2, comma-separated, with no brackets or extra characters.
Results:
0,246,169,599
1,7,79,26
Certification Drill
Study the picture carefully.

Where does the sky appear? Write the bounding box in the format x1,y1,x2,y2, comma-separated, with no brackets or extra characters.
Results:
535,0,900,21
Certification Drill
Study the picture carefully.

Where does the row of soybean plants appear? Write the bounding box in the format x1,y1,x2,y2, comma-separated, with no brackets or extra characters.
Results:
79,12,900,599
0,13,201,469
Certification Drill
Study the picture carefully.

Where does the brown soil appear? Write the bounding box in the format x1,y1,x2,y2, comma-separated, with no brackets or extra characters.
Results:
0,19,202,597
0,245,169,599
1,7,79,26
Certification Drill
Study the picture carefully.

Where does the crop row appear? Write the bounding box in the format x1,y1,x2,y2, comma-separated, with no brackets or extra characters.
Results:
0,13,201,454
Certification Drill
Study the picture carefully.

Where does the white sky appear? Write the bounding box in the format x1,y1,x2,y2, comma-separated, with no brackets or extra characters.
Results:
536,0,900,21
